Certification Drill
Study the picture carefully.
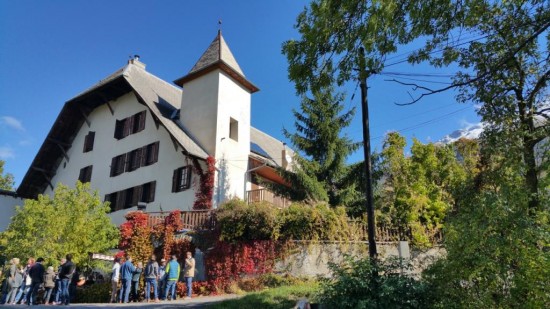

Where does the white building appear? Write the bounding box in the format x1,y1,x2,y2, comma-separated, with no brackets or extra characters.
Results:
0,190,23,231
16,32,291,225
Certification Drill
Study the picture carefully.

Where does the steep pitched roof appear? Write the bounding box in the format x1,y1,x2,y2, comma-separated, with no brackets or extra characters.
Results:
188,31,244,76
174,31,259,93
17,61,208,199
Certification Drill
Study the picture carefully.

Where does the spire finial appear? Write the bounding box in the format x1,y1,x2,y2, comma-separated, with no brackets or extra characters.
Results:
218,19,222,35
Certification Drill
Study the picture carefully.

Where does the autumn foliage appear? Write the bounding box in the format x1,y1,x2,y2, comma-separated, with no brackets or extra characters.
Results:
192,156,216,210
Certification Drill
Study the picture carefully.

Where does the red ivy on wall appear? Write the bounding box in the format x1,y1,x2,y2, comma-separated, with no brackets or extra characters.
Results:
119,211,153,264
205,240,276,291
192,156,216,210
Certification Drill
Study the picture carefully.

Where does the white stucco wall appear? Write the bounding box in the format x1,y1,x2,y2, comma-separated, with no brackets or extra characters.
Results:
0,193,24,231
215,71,251,202
44,92,196,226
180,72,220,155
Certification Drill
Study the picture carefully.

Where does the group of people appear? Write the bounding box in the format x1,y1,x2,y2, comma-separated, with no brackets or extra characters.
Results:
111,252,195,303
0,254,76,306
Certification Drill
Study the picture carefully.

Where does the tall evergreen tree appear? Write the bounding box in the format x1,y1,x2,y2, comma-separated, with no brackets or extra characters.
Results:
265,87,359,206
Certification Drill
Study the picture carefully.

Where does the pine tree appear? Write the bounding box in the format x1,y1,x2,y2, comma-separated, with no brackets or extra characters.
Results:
265,87,359,206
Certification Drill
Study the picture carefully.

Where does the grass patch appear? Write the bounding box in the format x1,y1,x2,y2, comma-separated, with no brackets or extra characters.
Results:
209,282,320,309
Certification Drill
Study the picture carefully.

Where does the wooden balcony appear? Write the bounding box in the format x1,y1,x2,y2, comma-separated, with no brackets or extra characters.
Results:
246,189,291,208
146,210,215,230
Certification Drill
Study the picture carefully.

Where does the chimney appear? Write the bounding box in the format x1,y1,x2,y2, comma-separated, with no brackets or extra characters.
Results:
128,54,146,70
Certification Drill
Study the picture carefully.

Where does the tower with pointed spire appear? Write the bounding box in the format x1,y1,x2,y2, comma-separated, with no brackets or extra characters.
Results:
175,31,259,203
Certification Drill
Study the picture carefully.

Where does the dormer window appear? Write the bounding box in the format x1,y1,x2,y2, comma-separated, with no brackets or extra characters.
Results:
229,117,238,141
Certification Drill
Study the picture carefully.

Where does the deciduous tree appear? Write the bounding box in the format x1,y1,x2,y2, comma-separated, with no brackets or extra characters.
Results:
0,182,119,265
0,160,15,190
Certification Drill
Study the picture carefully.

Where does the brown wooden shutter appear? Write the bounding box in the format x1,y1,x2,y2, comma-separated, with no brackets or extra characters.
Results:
138,111,146,132
78,168,85,182
87,166,93,182
110,157,117,177
133,185,143,204
172,169,179,192
147,181,156,202
114,120,123,139
141,145,148,166
116,190,126,211
123,117,133,138
152,142,159,164
124,151,132,172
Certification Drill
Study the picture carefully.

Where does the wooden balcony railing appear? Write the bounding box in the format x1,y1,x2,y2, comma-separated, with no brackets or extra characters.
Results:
246,189,291,208
146,210,215,230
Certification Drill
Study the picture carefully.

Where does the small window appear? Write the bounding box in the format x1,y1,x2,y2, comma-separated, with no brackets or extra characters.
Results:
83,131,95,152
172,166,192,192
229,117,238,141
114,119,125,139
110,154,126,177
105,194,117,212
78,165,93,183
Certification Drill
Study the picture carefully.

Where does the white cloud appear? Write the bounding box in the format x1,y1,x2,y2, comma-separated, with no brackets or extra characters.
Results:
0,116,25,132
0,146,15,159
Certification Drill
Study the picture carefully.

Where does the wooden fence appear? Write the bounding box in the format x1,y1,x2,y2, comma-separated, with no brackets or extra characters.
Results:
145,211,441,243
146,210,215,230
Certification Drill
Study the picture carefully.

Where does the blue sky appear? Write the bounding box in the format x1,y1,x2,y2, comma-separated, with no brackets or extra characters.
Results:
0,0,480,187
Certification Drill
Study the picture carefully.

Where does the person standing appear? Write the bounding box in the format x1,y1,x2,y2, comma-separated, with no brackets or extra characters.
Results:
6,260,22,304
59,254,76,306
164,255,180,301
53,258,66,305
130,262,142,302
14,258,34,304
27,257,45,305
144,255,159,303
119,255,135,303
158,259,167,300
183,252,195,300
110,258,121,303
43,266,56,305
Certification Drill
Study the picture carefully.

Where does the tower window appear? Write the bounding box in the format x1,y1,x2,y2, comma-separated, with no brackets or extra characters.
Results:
229,117,238,141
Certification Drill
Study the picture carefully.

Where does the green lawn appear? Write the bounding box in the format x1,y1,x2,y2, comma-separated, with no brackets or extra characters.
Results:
208,282,320,309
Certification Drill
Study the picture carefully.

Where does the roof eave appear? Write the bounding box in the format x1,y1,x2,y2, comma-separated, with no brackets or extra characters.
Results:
174,61,259,93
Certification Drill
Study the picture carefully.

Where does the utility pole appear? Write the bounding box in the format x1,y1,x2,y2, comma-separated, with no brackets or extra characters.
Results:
359,47,377,259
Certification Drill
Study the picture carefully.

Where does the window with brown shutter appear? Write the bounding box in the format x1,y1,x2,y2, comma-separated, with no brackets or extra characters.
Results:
105,194,116,212
172,166,192,192
83,132,95,152
78,165,93,183
114,111,147,140
116,190,126,211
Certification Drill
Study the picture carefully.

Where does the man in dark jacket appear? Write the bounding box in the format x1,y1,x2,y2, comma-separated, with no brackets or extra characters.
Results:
58,254,75,305
26,257,45,305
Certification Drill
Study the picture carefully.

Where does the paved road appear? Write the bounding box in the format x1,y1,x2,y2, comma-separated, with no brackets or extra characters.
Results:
1,295,240,308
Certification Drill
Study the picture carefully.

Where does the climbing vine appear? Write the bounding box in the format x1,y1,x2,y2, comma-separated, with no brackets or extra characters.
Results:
119,211,153,264
192,156,216,210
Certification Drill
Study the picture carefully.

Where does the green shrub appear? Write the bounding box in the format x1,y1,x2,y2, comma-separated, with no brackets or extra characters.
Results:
317,256,428,309
74,282,111,304
217,199,280,242
279,203,357,241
